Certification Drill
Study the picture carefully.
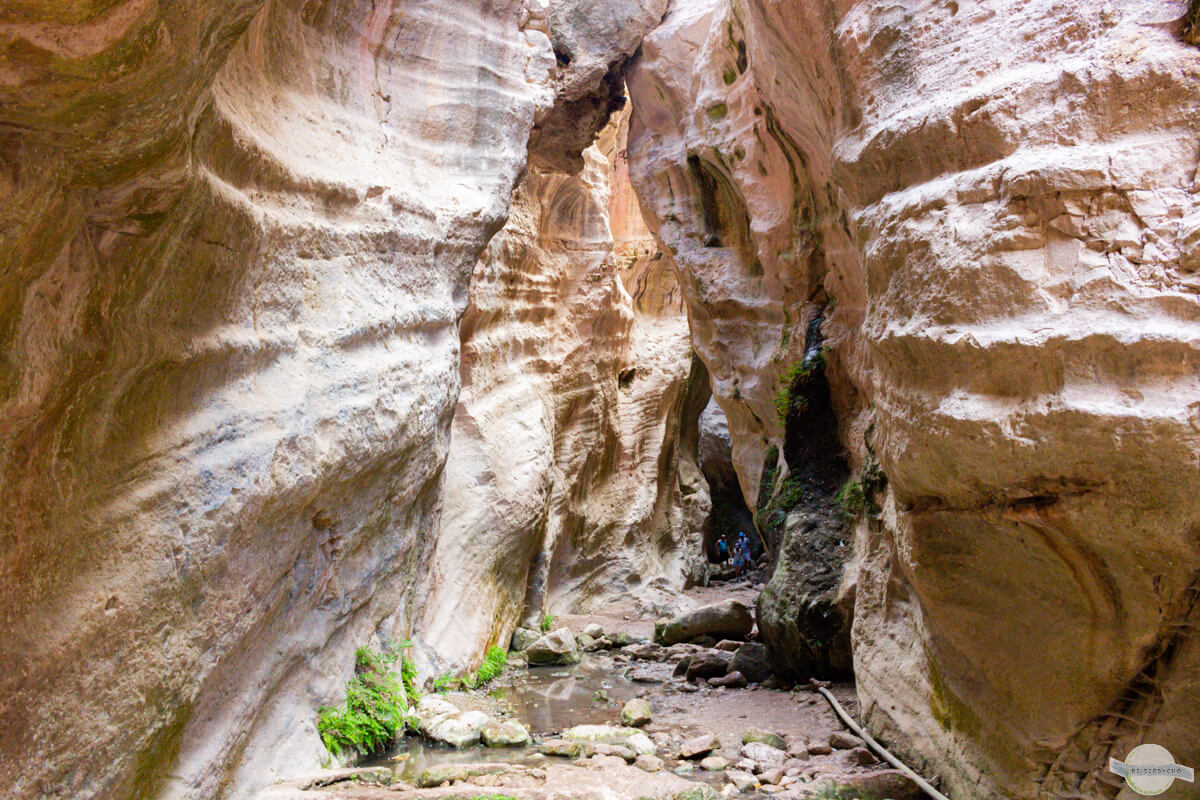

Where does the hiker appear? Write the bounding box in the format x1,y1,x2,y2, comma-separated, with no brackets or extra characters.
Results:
715,536,730,564
732,532,748,575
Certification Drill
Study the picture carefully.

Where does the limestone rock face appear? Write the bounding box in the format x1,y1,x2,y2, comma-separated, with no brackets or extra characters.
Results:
412,107,708,674
0,0,668,797
627,1,1200,798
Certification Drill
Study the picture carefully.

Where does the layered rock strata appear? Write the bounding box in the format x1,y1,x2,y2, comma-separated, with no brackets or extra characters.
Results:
0,0,669,797
626,1,1200,798
414,110,708,673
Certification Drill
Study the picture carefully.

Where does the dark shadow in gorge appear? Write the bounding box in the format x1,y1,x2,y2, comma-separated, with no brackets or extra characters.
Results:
755,309,854,681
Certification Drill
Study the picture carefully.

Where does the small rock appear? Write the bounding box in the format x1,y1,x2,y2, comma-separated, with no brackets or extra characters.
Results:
510,627,541,652
576,633,596,650
686,650,732,681
629,668,664,684
624,642,665,660
480,720,530,747
673,762,696,775
742,728,786,751
725,769,758,792
525,628,581,665
829,731,864,750
621,698,652,727
589,754,627,770
589,743,636,762
689,635,717,648
708,670,746,688
741,742,786,767
759,767,785,786
714,640,741,652
538,739,583,758
673,656,692,677
700,756,729,771
592,689,609,703
785,741,808,759
807,741,832,755
673,787,718,800
847,746,876,766
563,724,641,744
679,733,720,759
583,623,605,639
626,732,657,755
634,754,665,772
680,681,700,693
730,642,771,684
736,758,759,773
784,758,807,771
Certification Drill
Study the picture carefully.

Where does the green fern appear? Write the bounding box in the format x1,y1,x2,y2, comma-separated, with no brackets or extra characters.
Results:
468,645,508,688
316,647,407,760
540,613,555,633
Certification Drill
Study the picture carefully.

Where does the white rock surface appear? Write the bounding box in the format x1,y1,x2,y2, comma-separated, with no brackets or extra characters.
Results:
626,0,1200,798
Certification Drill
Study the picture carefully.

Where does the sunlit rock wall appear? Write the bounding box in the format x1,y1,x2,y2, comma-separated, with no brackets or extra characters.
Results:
414,110,707,673
0,0,666,797
626,0,1200,797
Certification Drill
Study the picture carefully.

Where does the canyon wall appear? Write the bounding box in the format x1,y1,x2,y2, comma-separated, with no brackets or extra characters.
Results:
0,0,670,797
626,0,1200,798
413,114,708,673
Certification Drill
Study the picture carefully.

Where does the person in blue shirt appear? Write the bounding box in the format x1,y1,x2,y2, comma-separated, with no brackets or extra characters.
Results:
715,536,730,564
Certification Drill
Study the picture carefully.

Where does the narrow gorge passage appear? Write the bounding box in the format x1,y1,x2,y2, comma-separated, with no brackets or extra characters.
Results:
3,2,1200,800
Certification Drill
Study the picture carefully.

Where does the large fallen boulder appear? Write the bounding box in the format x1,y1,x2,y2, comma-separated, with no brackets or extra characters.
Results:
654,600,753,645
415,696,492,748
525,627,581,665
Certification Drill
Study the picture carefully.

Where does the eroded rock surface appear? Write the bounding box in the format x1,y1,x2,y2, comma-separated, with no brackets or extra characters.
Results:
626,0,1200,798
0,0,673,797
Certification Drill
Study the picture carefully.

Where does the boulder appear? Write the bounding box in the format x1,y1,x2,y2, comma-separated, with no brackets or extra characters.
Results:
635,754,665,772
480,720,530,747
422,709,491,748
563,724,654,754
583,623,605,639
589,743,636,762
829,731,864,750
685,650,732,680
525,627,581,665
538,739,584,758
654,600,754,645
847,746,876,765
725,769,758,792
708,670,746,688
740,742,786,767
417,762,509,788
626,733,657,755
833,771,921,800
621,698,652,727
730,642,771,684
679,733,720,759
759,767,784,786
511,627,541,652
742,728,786,751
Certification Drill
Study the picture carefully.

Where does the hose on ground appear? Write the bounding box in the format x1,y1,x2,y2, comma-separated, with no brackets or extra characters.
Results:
815,685,952,800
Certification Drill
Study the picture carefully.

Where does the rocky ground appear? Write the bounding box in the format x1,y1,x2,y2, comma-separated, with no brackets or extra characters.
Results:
257,574,924,800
